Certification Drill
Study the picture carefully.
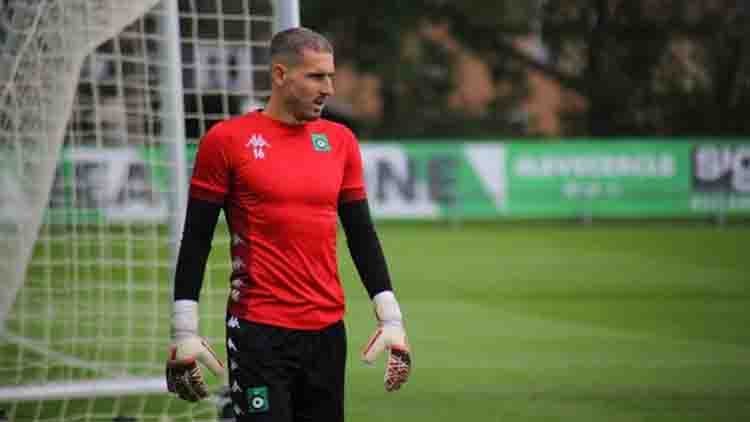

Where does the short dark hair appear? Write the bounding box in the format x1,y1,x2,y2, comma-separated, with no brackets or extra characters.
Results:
270,27,333,65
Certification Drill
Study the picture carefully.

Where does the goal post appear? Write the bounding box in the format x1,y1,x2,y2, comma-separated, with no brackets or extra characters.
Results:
0,1,299,421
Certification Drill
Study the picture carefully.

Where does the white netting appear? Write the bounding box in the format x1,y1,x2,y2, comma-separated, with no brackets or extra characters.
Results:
0,1,279,420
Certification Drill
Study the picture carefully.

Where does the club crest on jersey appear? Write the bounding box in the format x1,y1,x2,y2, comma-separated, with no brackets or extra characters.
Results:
247,386,270,413
246,134,270,159
311,133,331,152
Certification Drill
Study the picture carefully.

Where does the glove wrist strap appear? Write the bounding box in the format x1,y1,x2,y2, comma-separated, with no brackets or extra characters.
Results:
373,290,402,324
172,299,199,340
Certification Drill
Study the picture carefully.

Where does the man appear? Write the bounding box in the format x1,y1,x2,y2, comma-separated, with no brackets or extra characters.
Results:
165,27,411,422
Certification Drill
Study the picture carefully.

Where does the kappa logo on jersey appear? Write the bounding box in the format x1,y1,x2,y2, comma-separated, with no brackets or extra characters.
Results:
231,279,246,289
246,134,270,159
311,133,331,152
231,257,245,271
231,234,245,246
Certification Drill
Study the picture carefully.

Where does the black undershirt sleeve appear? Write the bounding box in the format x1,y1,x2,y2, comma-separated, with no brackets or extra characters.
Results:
173,196,222,302
338,198,393,298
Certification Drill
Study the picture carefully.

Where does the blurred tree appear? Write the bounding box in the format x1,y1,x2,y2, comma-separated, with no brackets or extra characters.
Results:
302,1,534,138
303,0,750,138
539,0,750,136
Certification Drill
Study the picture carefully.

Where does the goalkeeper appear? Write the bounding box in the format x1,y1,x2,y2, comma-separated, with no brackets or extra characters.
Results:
166,27,411,421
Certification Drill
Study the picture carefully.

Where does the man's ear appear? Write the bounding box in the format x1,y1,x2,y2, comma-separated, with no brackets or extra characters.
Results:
271,63,287,87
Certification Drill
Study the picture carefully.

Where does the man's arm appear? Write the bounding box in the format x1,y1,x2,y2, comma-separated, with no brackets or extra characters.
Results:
173,197,222,302
338,198,411,392
167,196,225,402
337,198,391,298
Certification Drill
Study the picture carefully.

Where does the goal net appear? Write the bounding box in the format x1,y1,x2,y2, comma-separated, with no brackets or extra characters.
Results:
0,1,285,420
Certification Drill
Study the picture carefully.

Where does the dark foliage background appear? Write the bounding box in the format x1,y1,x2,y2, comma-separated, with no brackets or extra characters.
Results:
303,1,750,139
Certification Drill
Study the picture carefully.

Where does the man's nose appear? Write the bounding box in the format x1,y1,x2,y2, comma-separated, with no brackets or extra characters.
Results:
322,77,334,96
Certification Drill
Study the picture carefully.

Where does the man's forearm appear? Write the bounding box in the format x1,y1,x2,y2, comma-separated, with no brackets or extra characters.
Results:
173,196,222,301
337,198,392,298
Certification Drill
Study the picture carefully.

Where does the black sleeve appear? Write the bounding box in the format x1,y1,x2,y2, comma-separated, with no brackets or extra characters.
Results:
173,196,222,302
337,198,393,298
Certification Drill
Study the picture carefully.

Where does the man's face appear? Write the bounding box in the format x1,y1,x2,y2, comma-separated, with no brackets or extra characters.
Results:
277,49,335,123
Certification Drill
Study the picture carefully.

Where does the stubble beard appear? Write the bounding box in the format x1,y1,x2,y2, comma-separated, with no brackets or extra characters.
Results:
287,96,322,123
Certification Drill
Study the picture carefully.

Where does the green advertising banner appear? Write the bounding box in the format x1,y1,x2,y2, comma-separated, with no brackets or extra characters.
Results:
506,142,694,217
38,140,749,223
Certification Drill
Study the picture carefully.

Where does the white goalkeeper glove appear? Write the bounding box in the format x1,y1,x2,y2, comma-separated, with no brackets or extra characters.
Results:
166,300,225,402
361,291,412,392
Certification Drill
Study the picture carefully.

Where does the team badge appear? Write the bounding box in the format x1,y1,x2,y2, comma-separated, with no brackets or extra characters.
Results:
246,134,270,159
311,133,331,152
247,386,270,413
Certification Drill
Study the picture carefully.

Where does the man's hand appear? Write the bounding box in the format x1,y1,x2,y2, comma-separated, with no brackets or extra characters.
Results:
166,335,225,402
166,300,225,402
361,291,412,392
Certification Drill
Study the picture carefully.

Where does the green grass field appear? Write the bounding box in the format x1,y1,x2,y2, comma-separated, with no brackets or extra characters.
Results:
2,221,749,421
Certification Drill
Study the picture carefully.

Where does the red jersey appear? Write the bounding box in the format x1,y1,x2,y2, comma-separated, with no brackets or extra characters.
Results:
189,111,367,330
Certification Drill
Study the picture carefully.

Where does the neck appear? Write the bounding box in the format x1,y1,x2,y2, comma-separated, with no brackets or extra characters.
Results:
263,96,305,126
